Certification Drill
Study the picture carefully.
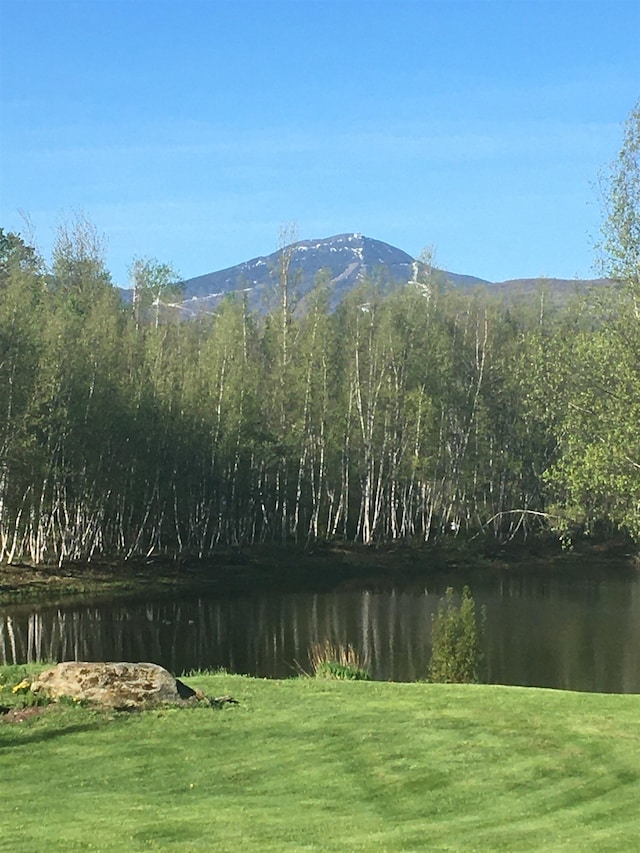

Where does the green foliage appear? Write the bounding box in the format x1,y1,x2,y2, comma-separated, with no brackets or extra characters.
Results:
541,103,640,539
597,99,640,287
313,661,372,681
0,228,41,283
308,640,371,681
0,663,35,689
50,213,113,313
129,255,183,328
9,689,51,710
56,694,88,708
180,667,229,678
6,187,640,563
0,664,51,709
428,586,486,683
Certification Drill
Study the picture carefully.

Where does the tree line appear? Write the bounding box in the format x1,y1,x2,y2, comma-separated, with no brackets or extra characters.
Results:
1,104,638,566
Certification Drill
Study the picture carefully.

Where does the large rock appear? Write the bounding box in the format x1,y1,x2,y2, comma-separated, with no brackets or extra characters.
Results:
31,661,198,710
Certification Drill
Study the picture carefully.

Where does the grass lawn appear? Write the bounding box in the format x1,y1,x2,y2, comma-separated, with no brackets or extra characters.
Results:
1,667,639,852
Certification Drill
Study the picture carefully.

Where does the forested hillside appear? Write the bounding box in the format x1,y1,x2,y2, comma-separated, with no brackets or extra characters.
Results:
1,104,637,567
0,226,633,565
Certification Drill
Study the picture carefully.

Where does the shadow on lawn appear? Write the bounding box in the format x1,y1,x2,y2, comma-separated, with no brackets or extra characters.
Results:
0,711,107,750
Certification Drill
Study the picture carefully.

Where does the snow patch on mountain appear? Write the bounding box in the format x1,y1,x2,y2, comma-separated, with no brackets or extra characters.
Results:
176,233,491,316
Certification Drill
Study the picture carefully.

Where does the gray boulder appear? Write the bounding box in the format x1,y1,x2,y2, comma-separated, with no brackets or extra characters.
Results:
31,661,199,710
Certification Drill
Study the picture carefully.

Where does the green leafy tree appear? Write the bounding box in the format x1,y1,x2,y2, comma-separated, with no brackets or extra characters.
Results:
597,99,640,289
545,103,640,541
0,231,46,561
50,213,113,313
130,257,183,329
0,228,41,284
428,586,486,683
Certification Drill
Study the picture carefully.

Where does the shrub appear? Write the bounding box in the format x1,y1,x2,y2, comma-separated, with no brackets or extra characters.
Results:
3,683,50,710
308,640,371,681
428,586,486,683
0,664,52,709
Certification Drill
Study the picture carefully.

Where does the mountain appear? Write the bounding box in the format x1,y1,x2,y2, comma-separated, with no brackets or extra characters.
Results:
174,233,609,316
488,276,611,302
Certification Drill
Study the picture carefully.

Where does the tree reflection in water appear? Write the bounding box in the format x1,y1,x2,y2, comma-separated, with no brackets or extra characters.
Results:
1,575,639,692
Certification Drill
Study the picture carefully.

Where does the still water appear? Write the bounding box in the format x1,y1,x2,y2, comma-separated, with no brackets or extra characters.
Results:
1,571,639,693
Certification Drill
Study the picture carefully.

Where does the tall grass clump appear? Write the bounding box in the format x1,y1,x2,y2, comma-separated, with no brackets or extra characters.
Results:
428,586,486,683
308,639,371,680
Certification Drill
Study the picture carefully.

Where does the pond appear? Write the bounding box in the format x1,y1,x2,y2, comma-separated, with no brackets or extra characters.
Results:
1,570,639,692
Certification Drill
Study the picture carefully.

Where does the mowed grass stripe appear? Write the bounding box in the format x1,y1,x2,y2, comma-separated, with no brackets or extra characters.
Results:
1,674,639,851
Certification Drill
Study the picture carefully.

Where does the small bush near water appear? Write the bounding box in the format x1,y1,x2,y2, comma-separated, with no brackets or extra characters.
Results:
428,585,486,683
307,639,371,680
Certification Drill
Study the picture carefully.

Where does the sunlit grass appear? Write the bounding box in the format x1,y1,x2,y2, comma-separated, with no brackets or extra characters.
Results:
1,668,639,851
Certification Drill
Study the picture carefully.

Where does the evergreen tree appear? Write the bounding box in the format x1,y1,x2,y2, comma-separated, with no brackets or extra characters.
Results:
429,586,485,683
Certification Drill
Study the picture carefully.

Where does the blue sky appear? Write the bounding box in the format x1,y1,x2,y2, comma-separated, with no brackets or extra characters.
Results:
1,0,639,286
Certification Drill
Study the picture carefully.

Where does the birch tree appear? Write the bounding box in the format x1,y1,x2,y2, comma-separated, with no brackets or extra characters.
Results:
547,103,640,540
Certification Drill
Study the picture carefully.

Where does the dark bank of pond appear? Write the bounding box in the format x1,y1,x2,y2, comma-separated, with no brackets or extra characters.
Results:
2,562,639,694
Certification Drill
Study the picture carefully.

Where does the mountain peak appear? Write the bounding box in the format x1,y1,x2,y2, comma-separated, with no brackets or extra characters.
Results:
180,233,430,314
175,234,606,317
